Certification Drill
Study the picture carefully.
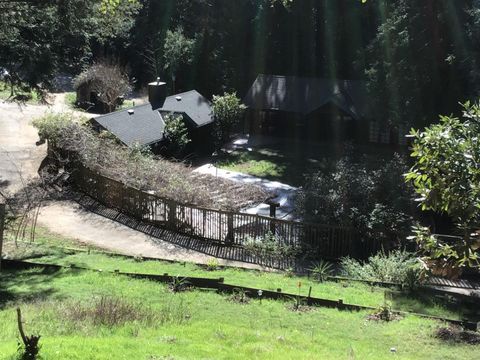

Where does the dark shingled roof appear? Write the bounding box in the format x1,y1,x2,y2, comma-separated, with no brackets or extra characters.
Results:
92,104,164,147
91,90,213,147
161,90,213,127
243,74,369,120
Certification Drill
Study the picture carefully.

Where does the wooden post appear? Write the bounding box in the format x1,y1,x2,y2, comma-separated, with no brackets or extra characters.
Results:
167,201,177,230
267,201,280,235
0,203,5,271
225,212,234,245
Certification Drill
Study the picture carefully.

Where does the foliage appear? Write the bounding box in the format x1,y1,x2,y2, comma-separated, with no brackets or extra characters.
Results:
340,250,423,285
296,154,415,247
405,102,480,270
205,258,220,271
162,113,191,157
168,277,192,293
32,112,83,144
212,92,246,149
163,27,196,89
308,260,334,282
244,232,298,260
73,63,131,113
228,288,250,304
0,1,59,101
32,112,267,210
363,1,477,129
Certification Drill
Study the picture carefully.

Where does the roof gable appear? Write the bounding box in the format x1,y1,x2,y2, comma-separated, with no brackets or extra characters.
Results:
91,90,213,147
243,74,369,120
92,104,165,147
160,90,213,127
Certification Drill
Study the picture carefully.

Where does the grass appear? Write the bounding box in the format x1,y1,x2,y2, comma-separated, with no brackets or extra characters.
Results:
216,150,305,186
216,143,408,187
0,81,40,104
2,227,469,320
0,264,478,359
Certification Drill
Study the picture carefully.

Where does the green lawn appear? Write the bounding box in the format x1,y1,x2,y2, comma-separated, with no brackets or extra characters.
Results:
0,265,477,359
1,227,469,320
216,150,309,186
216,144,407,187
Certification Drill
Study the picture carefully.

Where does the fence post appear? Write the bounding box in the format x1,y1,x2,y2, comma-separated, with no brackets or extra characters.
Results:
225,212,234,245
267,201,280,235
167,200,177,230
0,202,5,271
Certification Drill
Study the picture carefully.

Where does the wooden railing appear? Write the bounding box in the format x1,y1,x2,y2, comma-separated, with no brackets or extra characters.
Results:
72,164,379,260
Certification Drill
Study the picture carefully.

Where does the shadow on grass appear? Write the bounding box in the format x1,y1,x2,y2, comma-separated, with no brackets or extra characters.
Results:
0,266,80,310
392,290,480,321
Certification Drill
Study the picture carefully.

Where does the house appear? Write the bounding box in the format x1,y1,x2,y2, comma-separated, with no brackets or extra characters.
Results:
243,74,407,145
90,79,214,154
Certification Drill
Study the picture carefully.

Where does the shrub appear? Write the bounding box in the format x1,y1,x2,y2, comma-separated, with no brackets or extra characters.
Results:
295,153,415,248
206,258,220,271
340,250,423,285
73,63,131,113
309,260,334,282
212,92,246,149
163,113,191,157
244,232,298,260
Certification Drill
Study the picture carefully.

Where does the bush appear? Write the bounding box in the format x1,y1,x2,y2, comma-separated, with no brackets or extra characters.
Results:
212,92,246,149
244,232,298,260
163,113,191,157
295,153,415,248
73,63,131,113
340,250,423,285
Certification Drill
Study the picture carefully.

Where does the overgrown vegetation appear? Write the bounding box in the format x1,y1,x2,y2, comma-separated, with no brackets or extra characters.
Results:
73,63,131,113
295,154,415,248
32,113,267,210
244,232,298,261
341,250,423,287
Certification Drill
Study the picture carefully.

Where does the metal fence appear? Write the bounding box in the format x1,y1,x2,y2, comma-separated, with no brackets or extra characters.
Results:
72,164,380,260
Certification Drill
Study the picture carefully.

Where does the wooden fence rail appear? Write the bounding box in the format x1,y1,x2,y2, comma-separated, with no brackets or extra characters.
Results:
72,164,380,260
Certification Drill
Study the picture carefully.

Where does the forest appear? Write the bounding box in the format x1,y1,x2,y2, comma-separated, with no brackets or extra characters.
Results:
2,0,480,129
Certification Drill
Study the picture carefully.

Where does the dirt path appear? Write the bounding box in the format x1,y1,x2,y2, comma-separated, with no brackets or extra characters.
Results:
0,101,48,193
37,200,265,270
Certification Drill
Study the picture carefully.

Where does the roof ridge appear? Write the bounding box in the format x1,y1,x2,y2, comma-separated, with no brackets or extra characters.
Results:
93,103,152,118
167,90,199,98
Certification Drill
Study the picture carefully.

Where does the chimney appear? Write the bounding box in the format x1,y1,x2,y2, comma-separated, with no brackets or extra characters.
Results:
148,77,167,109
